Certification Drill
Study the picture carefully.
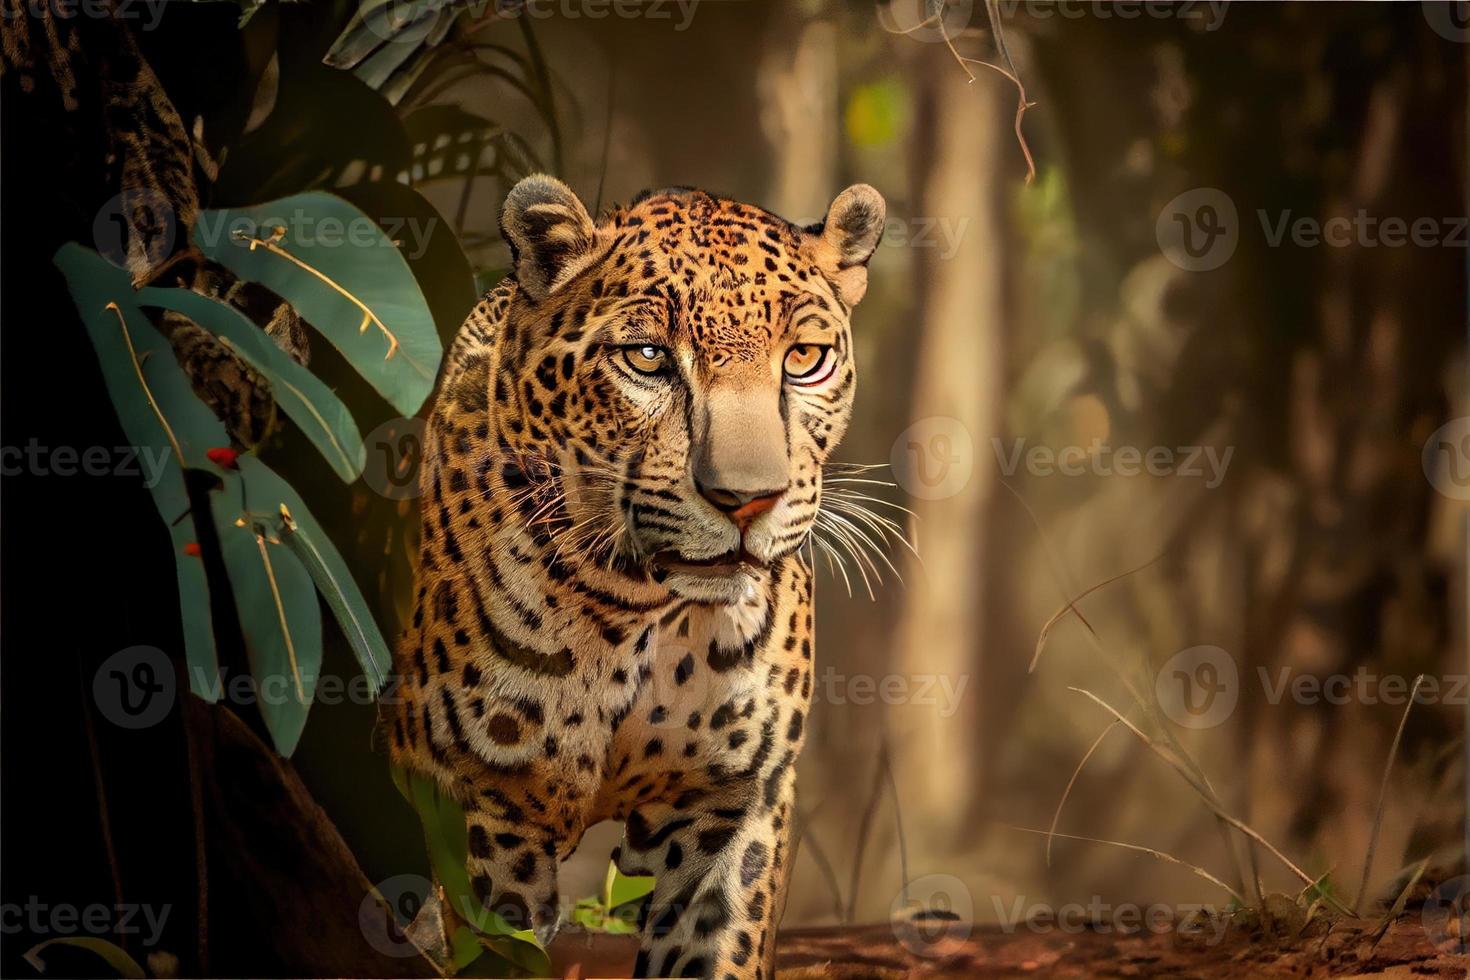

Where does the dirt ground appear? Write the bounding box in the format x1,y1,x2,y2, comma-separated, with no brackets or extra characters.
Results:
548,916,1469,979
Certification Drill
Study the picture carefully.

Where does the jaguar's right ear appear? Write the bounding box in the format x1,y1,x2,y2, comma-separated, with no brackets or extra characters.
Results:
500,174,599,300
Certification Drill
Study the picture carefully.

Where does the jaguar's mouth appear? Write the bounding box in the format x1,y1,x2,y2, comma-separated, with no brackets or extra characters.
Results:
650,548,767,579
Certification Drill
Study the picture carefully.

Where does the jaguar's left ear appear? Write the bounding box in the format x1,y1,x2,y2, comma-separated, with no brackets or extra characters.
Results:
500,174,599,300
807,184,886,306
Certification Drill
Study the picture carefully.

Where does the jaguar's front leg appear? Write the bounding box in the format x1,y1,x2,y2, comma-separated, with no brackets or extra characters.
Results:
619,764,797,980
458,769,569,947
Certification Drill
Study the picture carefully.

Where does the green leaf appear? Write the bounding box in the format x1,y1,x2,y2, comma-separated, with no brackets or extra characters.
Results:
391,766,551,977
335,181,478,337
210,468,321,756
169,519,219,703
137,286,366,482
24,937,146,979
54,244,230,701
231,456,391,691
603,859,656,910
324,0,448,70
194,193,443,415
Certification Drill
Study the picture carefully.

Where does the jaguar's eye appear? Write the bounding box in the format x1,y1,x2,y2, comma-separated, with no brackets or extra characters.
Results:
622,345,670,376
783,344,834,384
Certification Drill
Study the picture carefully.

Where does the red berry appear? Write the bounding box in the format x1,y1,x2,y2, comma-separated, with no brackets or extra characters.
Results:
183,542,202,557
207,447,239,469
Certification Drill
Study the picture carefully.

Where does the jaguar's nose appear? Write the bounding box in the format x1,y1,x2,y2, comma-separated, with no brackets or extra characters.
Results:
696,482,786,529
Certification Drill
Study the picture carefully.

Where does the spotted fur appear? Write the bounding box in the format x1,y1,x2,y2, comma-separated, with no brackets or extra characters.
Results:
388,175,884,979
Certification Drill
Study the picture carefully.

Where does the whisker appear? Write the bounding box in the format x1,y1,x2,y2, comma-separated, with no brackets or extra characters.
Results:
815,513,876,599
822,509,902,586
823,497,922,566
822,477,898,490
823,488,919,521
808,528,854,598
824,462,891,474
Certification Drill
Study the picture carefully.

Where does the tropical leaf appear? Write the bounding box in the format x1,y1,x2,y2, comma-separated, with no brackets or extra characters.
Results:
168,518,219,700
194,193,443,415
324,0,455,72
24,937,146,979
358,12,457,94
210,468,322,756
138,286,366,482
232,456,391,692
54,244,231,701
335,180,478,338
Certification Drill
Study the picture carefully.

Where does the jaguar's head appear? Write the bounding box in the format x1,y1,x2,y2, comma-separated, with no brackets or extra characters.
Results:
493,174,884,604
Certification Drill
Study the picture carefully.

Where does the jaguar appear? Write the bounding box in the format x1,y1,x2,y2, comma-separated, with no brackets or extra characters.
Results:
387,173,885,979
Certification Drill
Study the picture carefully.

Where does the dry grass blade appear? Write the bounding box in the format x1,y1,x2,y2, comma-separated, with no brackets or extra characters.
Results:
1011,827,1244,905
843,748,889,924
1068,686,1354,916
1031,552,1165,674
882,738,911,910
1368,857,1429,953
1046,720,1121,867
1353,674,1426,915
793,807,847,923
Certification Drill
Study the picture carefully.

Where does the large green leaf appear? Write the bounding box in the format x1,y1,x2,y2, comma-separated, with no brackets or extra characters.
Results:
168,518,218,701
233,456,391,692
335,180,478,341
210,469,322,756
137,285,366,482
391,766,550,977
55,244,230,701
194,193,443,415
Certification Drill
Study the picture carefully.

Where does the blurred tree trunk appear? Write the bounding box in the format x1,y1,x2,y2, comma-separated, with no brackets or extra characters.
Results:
759,12,839,220
888,57,1007,855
